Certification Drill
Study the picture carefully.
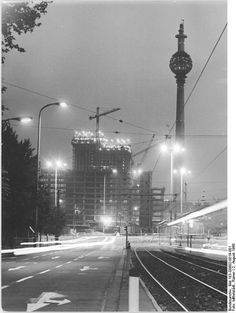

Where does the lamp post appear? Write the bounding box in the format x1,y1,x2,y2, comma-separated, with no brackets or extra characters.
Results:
160,142,185,200
174,167,191,214
46,160,67,207
35,101,67,241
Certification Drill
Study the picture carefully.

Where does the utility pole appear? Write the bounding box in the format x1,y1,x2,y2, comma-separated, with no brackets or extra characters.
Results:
89,107,120,142
184,182,187,203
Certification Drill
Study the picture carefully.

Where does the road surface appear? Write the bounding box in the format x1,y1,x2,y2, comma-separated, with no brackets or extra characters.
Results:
2,235,126,311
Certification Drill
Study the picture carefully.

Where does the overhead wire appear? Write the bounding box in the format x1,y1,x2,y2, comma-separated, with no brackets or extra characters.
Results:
2,80,159,134
195,146,227,178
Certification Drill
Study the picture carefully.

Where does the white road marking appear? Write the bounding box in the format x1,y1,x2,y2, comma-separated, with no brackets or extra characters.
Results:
33,256,39,259
73,258,79,261
27,292,71,312
66,261,72,264
80,266,98,272
42,254,48,257
55,264,63,268
78,256,84,259
2,285,9,289
51,256,60,259
8,266,25,271
39,269,51,274
16,276,33,283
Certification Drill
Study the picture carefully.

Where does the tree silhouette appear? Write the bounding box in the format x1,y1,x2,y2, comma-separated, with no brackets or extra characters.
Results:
2,0,51,64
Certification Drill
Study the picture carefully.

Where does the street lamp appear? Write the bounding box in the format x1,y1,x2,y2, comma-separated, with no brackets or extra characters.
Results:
35,101,67,241
160,142,185,200
2,116,33,128
174,167,191,214
46,159,67,207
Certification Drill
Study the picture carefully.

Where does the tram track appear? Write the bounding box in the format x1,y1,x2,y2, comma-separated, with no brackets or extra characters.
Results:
159,250,227,277
132,248,227,311
161,249,227,273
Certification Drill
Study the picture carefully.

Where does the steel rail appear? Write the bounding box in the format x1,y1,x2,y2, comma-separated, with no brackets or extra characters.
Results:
173,250,227,268
134,248,189,312
159,250,227,277
145,249,227,297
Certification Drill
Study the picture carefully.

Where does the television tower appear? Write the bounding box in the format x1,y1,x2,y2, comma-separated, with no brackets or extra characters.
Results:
169,20,192,147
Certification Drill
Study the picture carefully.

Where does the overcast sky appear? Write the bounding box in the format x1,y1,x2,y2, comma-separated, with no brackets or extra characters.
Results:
2,0,227,203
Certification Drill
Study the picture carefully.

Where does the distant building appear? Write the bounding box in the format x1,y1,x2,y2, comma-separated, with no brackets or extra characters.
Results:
151,187,165,229
129,171,156,232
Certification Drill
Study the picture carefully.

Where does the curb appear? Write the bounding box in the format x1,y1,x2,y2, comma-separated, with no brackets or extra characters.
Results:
139,278,162,311
103,248,128,311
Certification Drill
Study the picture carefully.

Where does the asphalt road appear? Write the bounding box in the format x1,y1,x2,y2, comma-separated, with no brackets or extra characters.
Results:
1,235,126,312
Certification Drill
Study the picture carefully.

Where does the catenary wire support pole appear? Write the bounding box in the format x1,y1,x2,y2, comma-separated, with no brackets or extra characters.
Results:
89,107,121,142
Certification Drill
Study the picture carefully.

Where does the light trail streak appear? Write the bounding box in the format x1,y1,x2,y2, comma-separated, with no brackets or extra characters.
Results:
184,247,227,256
167,200,227,226
2,236,116,256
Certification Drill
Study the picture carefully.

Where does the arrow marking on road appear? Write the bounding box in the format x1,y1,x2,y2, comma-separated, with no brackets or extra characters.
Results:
27,292,71,312
8,266,25,271
80,266,98,272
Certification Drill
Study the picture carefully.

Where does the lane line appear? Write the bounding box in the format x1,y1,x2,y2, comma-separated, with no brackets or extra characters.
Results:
39,269,51,274
55,264,63,268
2,285,9,290
16,276,33,283
66,261,72,264
8,266,25,271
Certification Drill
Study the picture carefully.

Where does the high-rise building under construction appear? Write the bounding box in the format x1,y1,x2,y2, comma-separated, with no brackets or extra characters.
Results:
65,131,132,231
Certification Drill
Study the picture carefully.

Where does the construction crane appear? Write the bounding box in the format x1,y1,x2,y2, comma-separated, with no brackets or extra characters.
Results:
132,134,156,169
89,107,120,141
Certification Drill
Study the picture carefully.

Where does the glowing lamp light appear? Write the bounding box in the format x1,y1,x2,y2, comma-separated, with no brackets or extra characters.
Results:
134,206,138,211
173,143,181,153
59,102,67,108
137,168,143,175
46,161,53,168
112,169,118,174
180,167,187,175
101,216,112,226
20,117,33,123
189,220,194,228
160,143,168,153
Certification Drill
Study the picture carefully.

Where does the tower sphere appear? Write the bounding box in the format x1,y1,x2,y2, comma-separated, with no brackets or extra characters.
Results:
169,51,192,75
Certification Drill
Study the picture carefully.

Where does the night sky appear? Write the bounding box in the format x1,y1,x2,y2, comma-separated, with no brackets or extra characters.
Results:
2,0,227,204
